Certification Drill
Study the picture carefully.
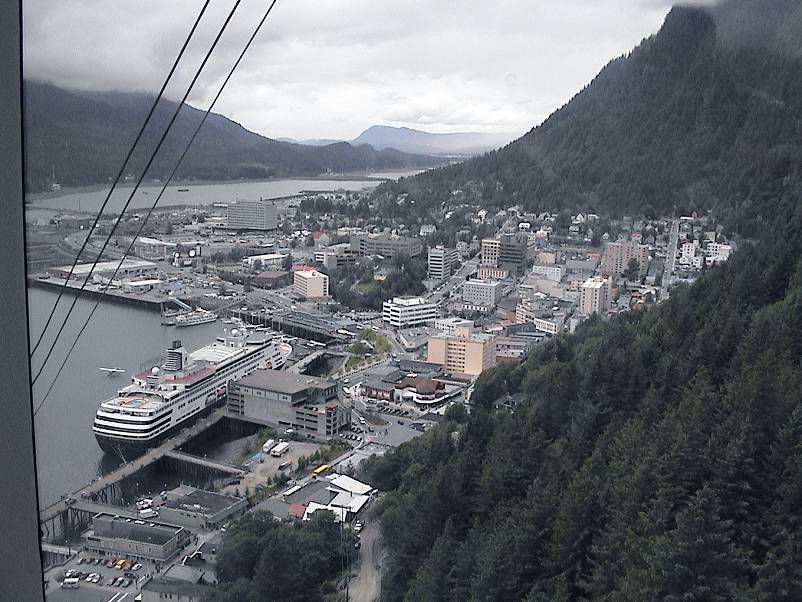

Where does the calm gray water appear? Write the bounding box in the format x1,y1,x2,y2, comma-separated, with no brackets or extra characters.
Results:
29,176,406,214
28,286,223,506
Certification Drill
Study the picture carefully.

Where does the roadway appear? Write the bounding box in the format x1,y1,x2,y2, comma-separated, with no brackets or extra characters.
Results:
349,515,382,602
428,259,478,305
661,219,679,300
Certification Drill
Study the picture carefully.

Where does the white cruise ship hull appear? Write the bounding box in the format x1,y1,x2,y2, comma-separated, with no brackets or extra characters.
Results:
92,333,288,460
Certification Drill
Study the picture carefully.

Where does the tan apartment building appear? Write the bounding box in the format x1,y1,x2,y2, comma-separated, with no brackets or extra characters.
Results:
601,241,649,276
293,269,330,300
579,276,612,315
427,327,496,377
480,238,500,266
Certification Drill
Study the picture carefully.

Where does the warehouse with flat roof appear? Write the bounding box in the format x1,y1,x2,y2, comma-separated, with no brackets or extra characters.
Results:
159,486,247,529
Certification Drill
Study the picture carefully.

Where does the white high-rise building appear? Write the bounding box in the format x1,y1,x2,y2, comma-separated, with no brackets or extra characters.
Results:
382,297,439,329
227,199,278,231
428,246,458,280
461,279,503,308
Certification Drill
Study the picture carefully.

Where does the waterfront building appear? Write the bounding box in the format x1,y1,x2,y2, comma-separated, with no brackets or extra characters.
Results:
83,512,190,562
159,486,247,529
48,258,157,281
226,198,278,231
228,369,350,437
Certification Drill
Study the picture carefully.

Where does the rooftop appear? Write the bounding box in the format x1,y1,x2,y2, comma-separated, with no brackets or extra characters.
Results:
387,296,430,306
164,487,244,516
136,236,176,247
295,269,327,279
237,368,333,394
51,258,156,276
92,512,183,546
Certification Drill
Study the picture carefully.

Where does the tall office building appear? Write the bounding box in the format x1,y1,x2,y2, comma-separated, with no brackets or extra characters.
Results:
227,199,278,231
428,246,458,280
579,276,612,315
480,238,500,266
498,232,528,275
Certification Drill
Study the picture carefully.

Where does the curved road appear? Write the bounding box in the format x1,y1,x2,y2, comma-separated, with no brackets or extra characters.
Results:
349,517,382,602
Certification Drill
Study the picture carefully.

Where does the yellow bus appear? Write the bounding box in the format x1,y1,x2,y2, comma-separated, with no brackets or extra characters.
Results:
312,464,329,476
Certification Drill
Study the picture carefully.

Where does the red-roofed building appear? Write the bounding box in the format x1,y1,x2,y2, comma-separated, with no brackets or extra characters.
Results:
288,503,306,519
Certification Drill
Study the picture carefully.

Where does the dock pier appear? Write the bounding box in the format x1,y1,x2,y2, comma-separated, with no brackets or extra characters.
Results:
38,409,239,547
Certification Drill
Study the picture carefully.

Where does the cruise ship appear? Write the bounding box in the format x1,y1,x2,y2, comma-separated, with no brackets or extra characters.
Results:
92,329,289,459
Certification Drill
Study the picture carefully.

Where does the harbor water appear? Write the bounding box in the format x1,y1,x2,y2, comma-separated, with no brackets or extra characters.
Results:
26,175,411,214
28,286,222,506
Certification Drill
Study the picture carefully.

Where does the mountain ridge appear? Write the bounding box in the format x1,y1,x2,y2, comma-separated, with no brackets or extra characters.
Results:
23,81,447,192
278,125,517,156
374,1,802,235
351,125,518,156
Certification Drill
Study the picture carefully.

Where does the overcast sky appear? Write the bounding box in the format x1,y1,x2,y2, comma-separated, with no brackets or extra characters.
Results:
23,1,679,141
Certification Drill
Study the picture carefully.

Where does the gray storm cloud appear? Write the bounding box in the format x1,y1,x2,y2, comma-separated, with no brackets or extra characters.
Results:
23,0,677,140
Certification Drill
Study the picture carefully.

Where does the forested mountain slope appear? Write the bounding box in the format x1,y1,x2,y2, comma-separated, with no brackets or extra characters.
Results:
364,186,802,602
357,3,802,600
375,2,802,233
23,81,445,191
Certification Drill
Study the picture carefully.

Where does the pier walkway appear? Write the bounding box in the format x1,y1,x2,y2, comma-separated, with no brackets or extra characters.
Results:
39,409,227,525
163,450,245,476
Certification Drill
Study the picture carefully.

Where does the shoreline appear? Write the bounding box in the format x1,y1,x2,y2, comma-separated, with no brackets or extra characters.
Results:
24,169,424,203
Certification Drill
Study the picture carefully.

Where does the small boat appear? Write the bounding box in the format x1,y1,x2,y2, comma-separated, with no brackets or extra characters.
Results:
99,367,125,375
175,309,217,327
177,188,190,192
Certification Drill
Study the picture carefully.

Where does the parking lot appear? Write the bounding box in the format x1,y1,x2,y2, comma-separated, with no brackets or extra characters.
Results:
349,407,430,448
46,550,156,599
218,440,324,497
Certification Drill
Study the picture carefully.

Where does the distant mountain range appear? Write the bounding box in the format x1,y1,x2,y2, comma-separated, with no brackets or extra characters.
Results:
23,82,448,192
280,125,518,156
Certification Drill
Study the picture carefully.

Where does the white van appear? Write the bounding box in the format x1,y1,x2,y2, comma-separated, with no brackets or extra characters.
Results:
61,577,80,589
